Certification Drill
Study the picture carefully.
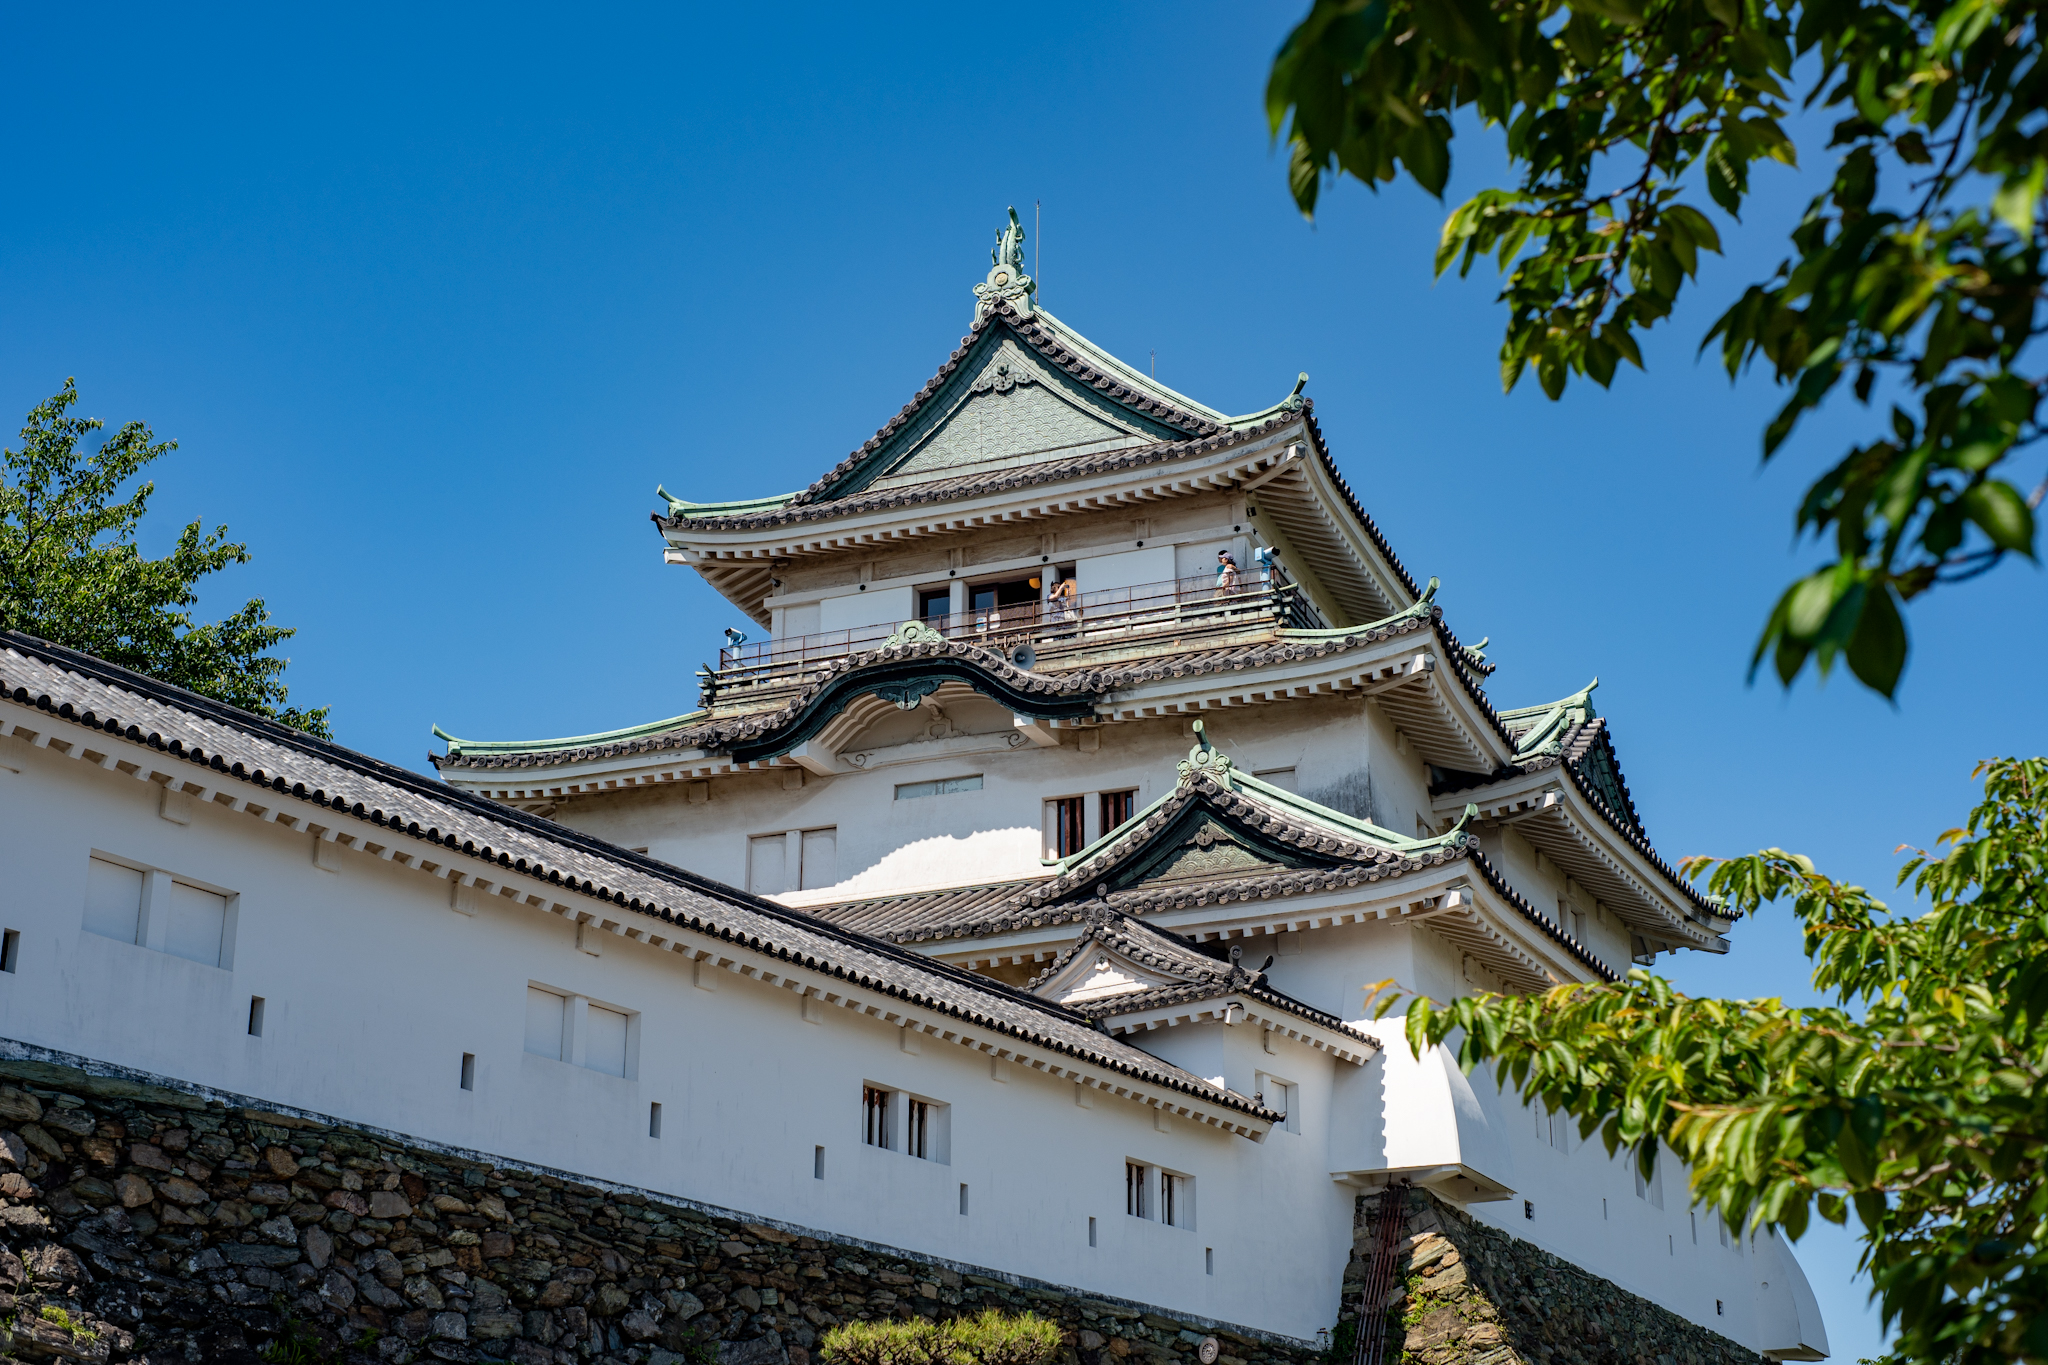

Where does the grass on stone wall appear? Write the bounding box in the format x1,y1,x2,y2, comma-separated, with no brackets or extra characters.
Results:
820,1309,1063,1365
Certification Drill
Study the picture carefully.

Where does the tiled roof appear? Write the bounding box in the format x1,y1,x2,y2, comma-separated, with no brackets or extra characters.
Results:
658,411,1298,534
1026,909,1378,1047
0,632,1279,1128
791,304,1228,508
1296,405,1423,604
1435,679,1720,925
799,736,1619,984
436,608,1452,773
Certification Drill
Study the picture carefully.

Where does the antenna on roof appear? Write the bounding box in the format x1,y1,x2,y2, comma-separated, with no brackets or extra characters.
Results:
1035,199,1041,304
1151,349,1156,379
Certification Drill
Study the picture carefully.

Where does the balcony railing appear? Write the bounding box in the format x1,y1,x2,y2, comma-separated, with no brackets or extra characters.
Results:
706,572,1324,701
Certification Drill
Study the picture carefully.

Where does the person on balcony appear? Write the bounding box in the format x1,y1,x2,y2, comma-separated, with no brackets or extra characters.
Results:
1047,574,1080,636
1215,550,1241,598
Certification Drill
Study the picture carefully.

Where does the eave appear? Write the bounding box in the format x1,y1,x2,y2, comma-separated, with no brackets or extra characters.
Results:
1430,767,1731,955
891,853,1613,995
1092,994,1379,1065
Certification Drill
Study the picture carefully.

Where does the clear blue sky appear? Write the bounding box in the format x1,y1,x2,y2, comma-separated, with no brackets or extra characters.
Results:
6,6,2043,1355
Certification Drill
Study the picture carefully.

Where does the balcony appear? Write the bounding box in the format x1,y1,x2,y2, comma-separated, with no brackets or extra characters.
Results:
704,573,1324,708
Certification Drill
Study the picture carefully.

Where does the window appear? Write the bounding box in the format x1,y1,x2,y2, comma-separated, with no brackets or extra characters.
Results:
895,775,982,801
1252,767,1298,793
1205,1247,1213,1275
163,883,227,966
1099,789,1136,830
1125,1162,1149,1218
0,930,17,974
586,1004,629,1077
863,1086,891,1149
1634,1154,1665,1208
1088,1216,1097,1247
747,834,787,895
1048,797,1085,858
958,1183,969,1215
1161,1173,1187,1228
814,1146,826,1180
907,1098,931,1159
747,828,838,894
247,997,266,1037
460,1053,476,1091
525,987,566,1061
649,1102,663,1138
801,829,837,889
85,856,233,967
84,857,143,943
919,588,952,620
1257,1073,1299,1133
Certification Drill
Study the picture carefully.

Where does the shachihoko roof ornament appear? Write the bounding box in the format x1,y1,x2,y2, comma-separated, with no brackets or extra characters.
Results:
972,207,1036,321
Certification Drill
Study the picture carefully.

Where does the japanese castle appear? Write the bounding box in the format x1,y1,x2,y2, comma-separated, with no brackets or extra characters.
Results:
0,211,1826,1361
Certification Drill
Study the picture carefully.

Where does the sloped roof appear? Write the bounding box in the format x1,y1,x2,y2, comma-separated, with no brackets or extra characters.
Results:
657,301,1306,528
435,604,1469,773
1433,680,1729,943
0,632,1280,1130
802,720,1615,985
1027,908,1377,1049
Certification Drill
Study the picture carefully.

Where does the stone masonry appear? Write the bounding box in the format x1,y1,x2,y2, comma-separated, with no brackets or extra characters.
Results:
0,1055,1317,1365
1336,1189,1768,1365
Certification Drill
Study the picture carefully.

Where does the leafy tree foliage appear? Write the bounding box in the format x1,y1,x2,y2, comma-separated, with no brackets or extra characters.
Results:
1267,0,2046,696
0,381,329,737
1391,757,2048,1364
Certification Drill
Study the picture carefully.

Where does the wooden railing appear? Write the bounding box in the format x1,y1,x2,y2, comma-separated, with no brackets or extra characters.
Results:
708,571,1322,696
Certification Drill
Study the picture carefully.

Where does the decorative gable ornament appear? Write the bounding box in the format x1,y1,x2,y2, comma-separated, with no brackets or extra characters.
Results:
1176,719,1235,783
972,206,1036,320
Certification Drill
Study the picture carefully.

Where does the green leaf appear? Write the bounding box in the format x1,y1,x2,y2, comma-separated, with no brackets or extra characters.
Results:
1844,581,1906,697
1960,481,2037,557
1992,158,2046,235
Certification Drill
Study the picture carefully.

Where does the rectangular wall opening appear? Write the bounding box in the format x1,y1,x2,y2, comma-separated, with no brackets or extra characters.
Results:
1125,1162,1149,1219
649,1102,663,1138
524,986,566,1061
1205,1247,1214,1275
1088,1216,1097,1247
863,1086,891,1149
958,1183,969,1216
0,930,18,974
459,1053,476,1091
814,1146,825,1180
1100,789,1136,830
1047,797,1085,858
247,997,265,1037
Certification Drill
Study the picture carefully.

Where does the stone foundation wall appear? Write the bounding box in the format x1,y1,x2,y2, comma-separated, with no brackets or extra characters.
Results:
0,1055,1317,1365
1335,1189,1766,1365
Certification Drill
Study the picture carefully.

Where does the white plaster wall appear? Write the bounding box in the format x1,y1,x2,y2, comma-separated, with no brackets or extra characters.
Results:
819,586,915,635
569,701,1380,901
0,746,1341,1339
1074,547,1175,595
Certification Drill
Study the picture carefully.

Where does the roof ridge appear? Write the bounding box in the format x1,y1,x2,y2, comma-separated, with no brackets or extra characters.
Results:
781,304,1227,510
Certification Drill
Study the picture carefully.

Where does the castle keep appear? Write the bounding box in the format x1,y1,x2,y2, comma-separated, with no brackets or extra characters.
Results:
0,213,1827,1364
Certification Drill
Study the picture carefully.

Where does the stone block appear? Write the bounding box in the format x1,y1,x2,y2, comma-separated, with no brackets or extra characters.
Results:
721,1331,789,1365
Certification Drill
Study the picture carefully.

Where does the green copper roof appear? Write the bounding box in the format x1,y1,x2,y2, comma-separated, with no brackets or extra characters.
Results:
432,711,708,760
1499,679,1599,760
656,485,800,519
1045,719,1471,872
